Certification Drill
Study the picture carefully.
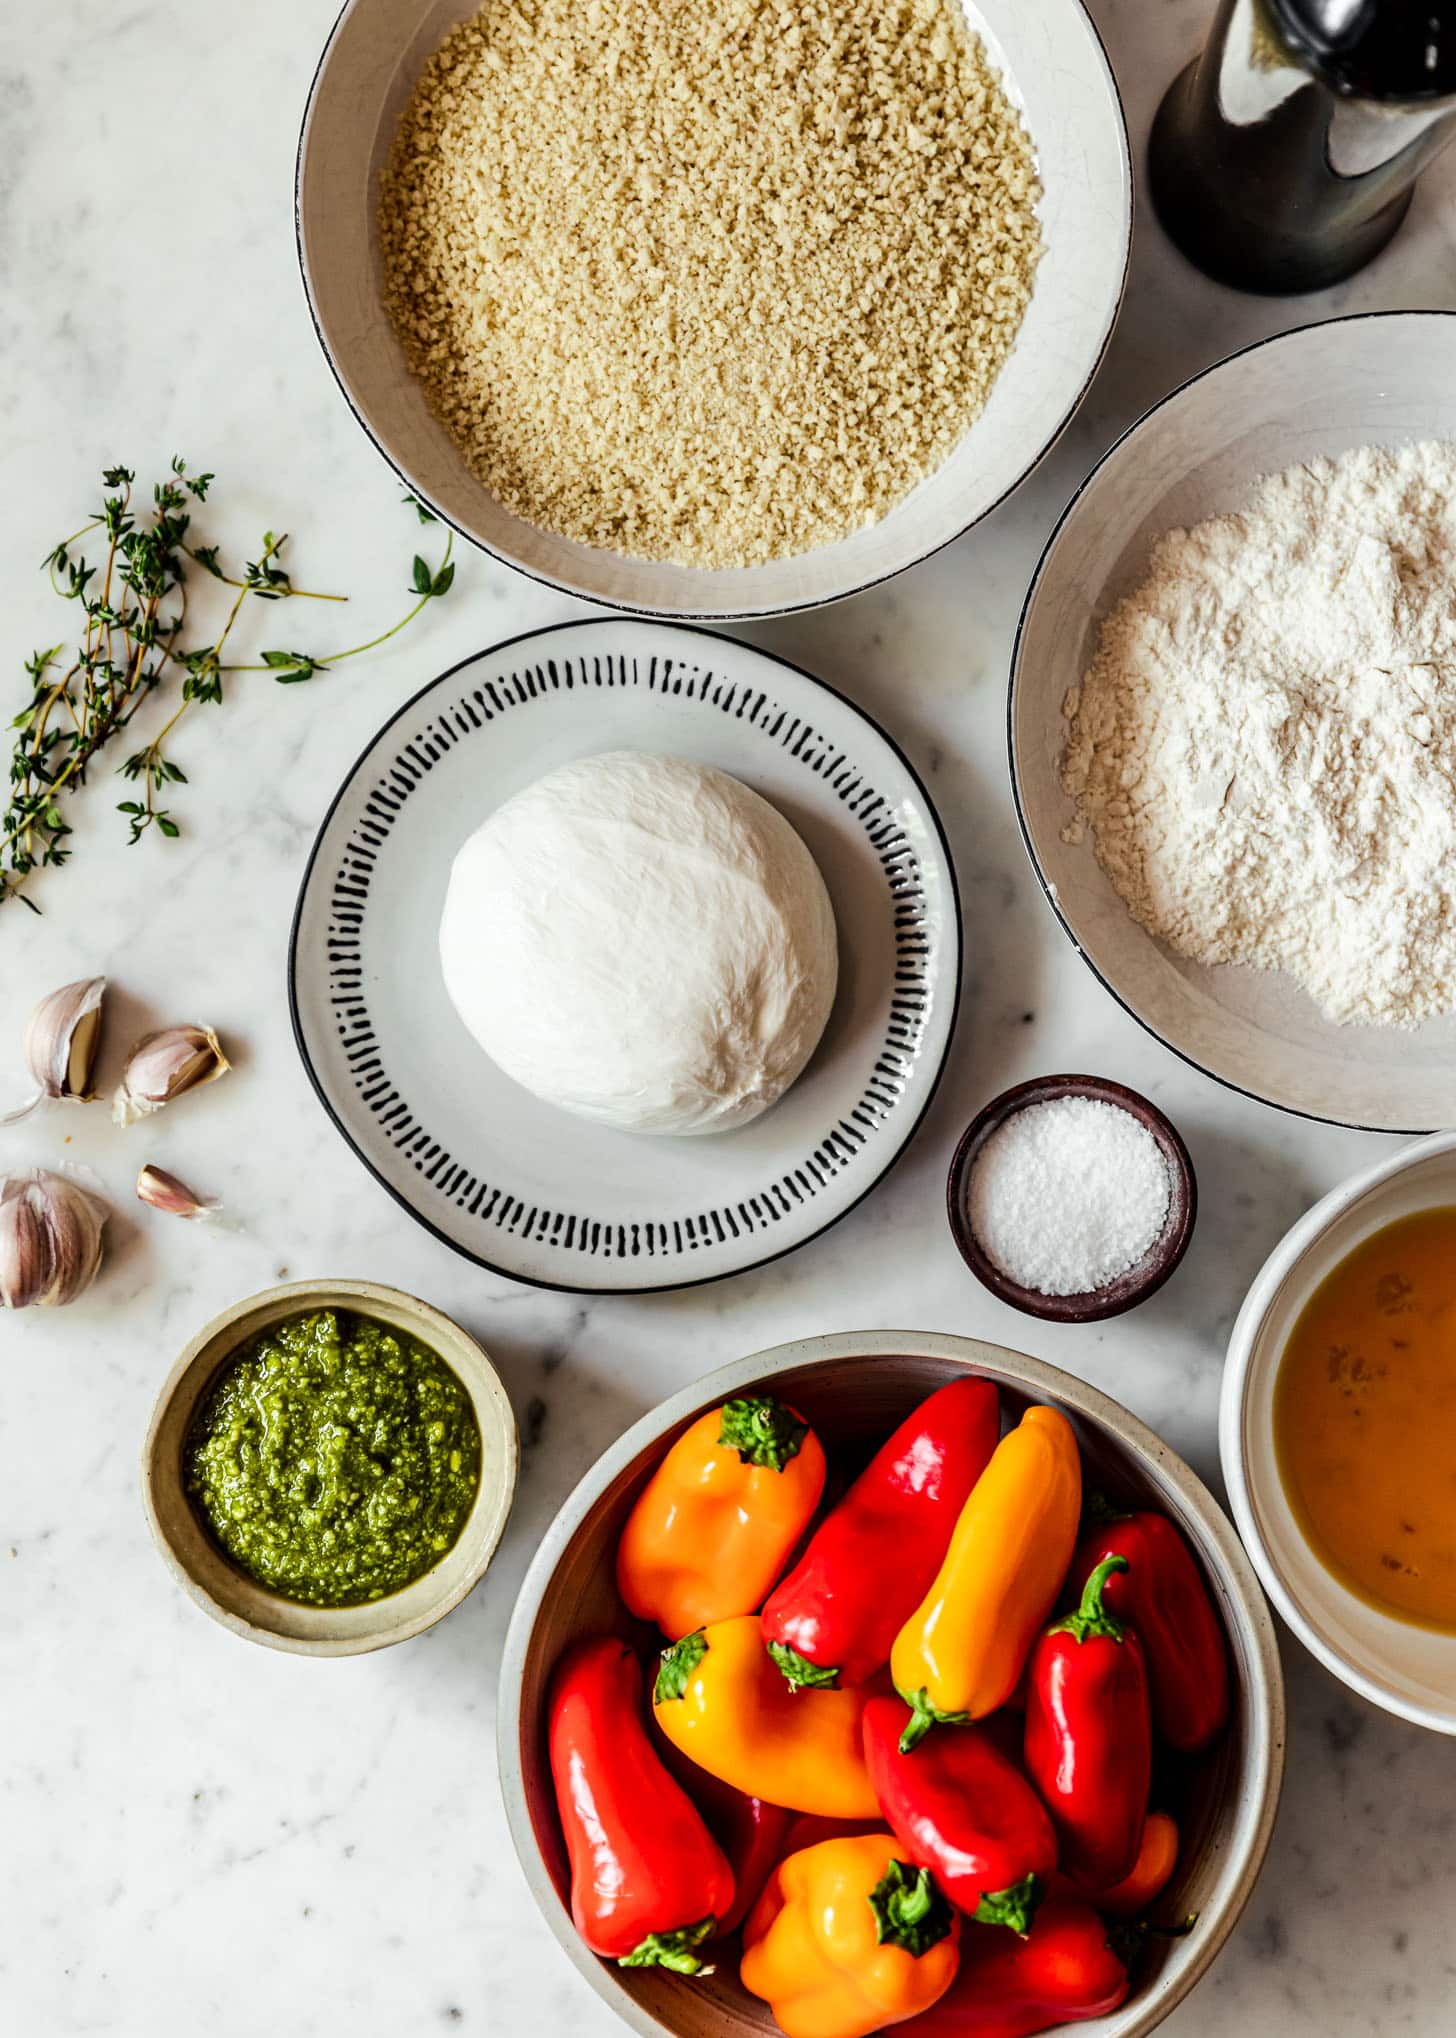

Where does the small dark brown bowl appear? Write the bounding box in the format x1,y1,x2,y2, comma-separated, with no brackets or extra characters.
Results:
947,1074,1197,1323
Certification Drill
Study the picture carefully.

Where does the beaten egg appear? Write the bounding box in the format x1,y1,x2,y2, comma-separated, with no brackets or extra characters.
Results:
1274,1208,1456,1633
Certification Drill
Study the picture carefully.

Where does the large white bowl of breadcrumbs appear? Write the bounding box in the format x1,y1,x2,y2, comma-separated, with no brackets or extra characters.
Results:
298,0,1130,617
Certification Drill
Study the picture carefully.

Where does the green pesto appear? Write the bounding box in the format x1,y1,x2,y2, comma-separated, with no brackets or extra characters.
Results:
184,1308,481,1607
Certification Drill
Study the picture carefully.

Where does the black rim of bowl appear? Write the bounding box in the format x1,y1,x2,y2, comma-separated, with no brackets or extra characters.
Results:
946,1073,1198,1323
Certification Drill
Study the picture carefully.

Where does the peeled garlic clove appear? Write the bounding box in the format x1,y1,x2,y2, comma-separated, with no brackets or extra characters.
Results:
0,1169,106,1310
113,1025,230,1128
27,976,107,1100
136,1163,215,1221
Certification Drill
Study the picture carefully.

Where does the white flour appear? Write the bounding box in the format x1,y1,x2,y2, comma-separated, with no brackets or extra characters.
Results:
1060,441,1456,1028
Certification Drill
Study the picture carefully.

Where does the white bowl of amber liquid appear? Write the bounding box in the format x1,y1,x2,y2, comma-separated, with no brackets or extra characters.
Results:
1222,1132,1456,1734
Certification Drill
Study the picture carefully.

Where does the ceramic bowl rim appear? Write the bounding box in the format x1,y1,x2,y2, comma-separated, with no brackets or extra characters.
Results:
1219,1128,1456,1735
293,0,1132,621
945,1073,1198,1321
1007,307,1456,1136
498,1329,1285,2038
141,1278,518,1657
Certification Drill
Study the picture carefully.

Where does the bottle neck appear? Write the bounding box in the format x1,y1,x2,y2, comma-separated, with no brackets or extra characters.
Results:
1266,0,1456,101
1147,0,1454,292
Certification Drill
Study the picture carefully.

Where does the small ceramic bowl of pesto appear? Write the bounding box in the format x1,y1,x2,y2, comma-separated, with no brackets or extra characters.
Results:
143,1279,518,1655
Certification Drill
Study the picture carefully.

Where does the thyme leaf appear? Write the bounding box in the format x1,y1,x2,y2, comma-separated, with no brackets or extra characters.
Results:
1,461,457,910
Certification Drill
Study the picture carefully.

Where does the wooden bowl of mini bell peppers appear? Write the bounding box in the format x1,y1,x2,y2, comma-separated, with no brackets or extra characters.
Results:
499,1333,1284,2038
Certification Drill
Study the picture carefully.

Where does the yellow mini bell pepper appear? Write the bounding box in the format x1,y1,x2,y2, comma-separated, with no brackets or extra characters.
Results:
740,1834,960,2038
891,1404,1081,1749
617,1397,826,1640
652,1616,881,1818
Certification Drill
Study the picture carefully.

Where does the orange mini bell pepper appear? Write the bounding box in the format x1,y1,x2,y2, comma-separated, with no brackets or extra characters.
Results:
1057,1810,1179,1917
741,1835,960,2038
891,1405,1081,1749
652,1617,881,1818
617,1397,826,1640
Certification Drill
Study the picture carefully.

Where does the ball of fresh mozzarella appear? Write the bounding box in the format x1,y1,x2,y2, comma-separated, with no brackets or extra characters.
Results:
439,751,839,1136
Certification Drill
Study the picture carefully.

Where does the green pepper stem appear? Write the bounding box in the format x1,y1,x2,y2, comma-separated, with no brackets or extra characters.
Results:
654,1629,709,1705
895,1686,973,1754
971,1873,1045,1938
1050,1553,1129,1646
717,1396,809,1470
767,1641,840,1692
868,1861,955,1956
619,1917,716,1974
1084,1490,1132,1528
1107,1912,1197,1971
1149,1914,1199,1938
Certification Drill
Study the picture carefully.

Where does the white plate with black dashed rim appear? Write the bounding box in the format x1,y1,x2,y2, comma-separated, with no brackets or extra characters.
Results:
289,620,960,1292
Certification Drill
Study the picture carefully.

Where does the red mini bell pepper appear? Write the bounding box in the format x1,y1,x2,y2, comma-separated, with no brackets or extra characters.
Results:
762,1379,1001,1690
656,1736,792,1934
862,1698,1056,1932
1071,1504,1230,1752
1023,1556,1151,1891
893,1899,1130,2038
548,1636,735,1972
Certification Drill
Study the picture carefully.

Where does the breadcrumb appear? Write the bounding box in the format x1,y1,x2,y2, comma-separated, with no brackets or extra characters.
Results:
379,0,1041,567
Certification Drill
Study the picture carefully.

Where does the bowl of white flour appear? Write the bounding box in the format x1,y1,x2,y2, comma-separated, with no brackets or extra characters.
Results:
1011,310,1456,1133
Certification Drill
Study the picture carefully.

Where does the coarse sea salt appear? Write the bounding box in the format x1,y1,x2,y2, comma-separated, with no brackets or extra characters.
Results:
967,1095,1171,1297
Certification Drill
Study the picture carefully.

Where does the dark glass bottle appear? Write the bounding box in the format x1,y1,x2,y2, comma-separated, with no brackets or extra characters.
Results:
1150,0,1456,294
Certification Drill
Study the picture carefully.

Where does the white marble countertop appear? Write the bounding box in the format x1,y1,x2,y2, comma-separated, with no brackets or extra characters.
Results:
4,0,1456,2031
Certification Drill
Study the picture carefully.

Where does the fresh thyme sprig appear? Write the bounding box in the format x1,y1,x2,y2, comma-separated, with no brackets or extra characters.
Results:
3,462,455,909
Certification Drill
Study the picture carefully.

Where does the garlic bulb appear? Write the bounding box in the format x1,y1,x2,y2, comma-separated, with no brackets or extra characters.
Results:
113,1025,230,1127
1,976,107,1125
136,1163,215,1221
0,1169,107,1310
